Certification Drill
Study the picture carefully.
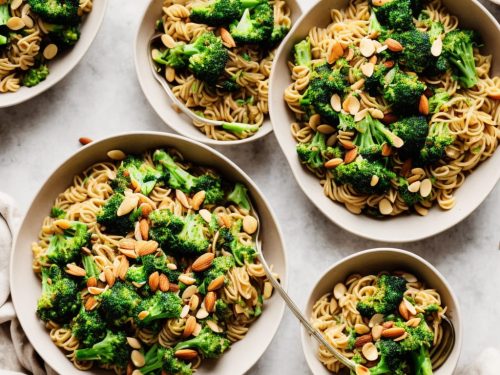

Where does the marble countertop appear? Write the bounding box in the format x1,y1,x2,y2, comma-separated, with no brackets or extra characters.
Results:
1,0,499,374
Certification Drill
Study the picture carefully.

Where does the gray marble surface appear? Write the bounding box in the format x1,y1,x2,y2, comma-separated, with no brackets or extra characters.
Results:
0,0,499,374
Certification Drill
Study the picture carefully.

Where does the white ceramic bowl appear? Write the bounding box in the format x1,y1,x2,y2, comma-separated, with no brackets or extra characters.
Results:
10,132,287,375
302,248,462,375
269,0,500,242
0,1,108,108
134,0,302,146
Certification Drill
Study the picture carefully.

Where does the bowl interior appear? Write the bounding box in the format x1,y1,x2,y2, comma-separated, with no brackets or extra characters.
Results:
10,132,287,375
269,0,500,242
301,248,462,375
0,0,108,108
134,0,302,146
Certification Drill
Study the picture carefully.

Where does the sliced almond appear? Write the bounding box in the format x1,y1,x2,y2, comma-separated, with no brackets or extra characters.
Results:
330,94,342,112
7,16,24,30
339,139,356,150
127,337,142,349
107,149,126,160
344,148,358,164
138,310,149,320
420,178,432,198
196,308,209,319
359,38,375,57
175,349,198,360
351,78,366,92
149,271,160,292
370,175,379,187
204,291,216,313
381,143,392,157
354,334,373,348
309,113,321,130
220,27,236,48
161,34,177,48
10,0,23,10
104,267,116,287
369,55,378,65
400,272,418,283
431,37,443,57
183,315,197,337
394,331,409,342
117,195,139,216
399,299,410,320
383,60,395,68
242,215,258,235
263,281,273,300
189,294,200,311
326,134,338,147
406,180,420,193
355,366,371,375
381,327,406,338
361,62,375,77
406,317,421,328
342,95,361,115
180,305,190,319
166,67,176,83
379,198,393,215
53,219,71,230
139,203,153,217
369,108,385,120
376,44,388,54
362,342,379,361
317,124,336,135
159,273,170,292
354,108,368,122
419,95,430,115
119,238,136,250
65,263,86,277
85,296,98,311
191,190,206,211
206,319,223,333
182,285,198,300
324,158,343,169
136,240,159,256
207,275,225,291
178,274,197,285
88,286,105,295
119,248,137,259
139,219,149,241
371,324,384,341
403,298,417,316
117,256,130,280
355,323,370,335
327,40,344,64
333,283,347,299
167,263,178,270
369,313,384,328
176,189,190,209
219,213,232,228
383,321,394,329
371,0,391,5
192,253,215,272
199,209,212,223
385,38,404,52
86,277,97,288
131,350,145,368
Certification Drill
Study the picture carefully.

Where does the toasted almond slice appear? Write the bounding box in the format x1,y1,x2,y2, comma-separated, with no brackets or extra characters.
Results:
11,0,22,10
84,296,98,311
119,238,136,250
196,308,209,319
324,158,343,169
159,273,170,292
207,275,225,291
369,108,385,120
175,349,198,360
403,298,417,316
355,366,371,375
381,143,392,157
139,219,149,241
161,33,177,48
394,331,409,342
381,327,406,338
117,256,130,280
431,37,443,57
379,198,393,215
204,291,216,313
127,337,142,349
131,350,145,368
180,305,190,319
371,324,384,341
167,263,178,270
333,283,347,299
344,148,358,164
88,286,105,295
119,248,137,259
343,95,361,115
182,285,198,300
327,40,344,64
243,215,258,234
107,149,126,160
183,315,197,337
309,113,321,130
360,38,375,57
351,78,365,91
385,38,404,52
354,108,368,122
179,274,197,285
400,272,418,283
376,44,388,54
104,267,116,287
362,342,379,361
191,190,206,211
176,189,190,209
166,67,176,82
406,317,422,328
317,124,336,135
369,313,385,328
339,139,356,150
139,203,153,217
199,209,212,223
369,55,378,65
53,219,71,230
408,181,421,193
263,281,273,300
330,94,342,112
391,135,404,149
355,323,370,335
86,277,97,288
136,240,159,256
354,334,373,348
117,195,139,216
370,175,379,187
206,319,223,333
189,295,200,311
65,263,86,277
138,310,149,320
419,95,430,115
220,27,236,48
420,178,432,198
399,299,410,320
192,253,215,272
7,16,24,30
361,62,375,77
149,271,160,291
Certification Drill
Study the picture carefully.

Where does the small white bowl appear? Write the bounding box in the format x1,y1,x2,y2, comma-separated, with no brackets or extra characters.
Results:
134,0,302,146
10,132,288,375
269,0,500,242
0,1,108,108
301,248,462,375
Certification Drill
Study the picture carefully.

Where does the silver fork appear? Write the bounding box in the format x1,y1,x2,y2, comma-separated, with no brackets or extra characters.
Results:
248,199,455,373
148,34,259,134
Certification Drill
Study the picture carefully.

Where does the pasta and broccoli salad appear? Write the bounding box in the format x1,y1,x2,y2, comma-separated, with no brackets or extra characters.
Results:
0,0,92,92
32,148,275,374
285,0,500,217
151,0,291,141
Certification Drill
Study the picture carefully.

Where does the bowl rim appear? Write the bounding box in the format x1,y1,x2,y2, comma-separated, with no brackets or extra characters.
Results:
133,0,302,146
300,247,463,375
9,130,288,375
268,0,500,243
0,0,109,108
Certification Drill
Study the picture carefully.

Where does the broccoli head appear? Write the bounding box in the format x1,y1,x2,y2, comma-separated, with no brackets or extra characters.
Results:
22,65,49,87
36,265,81,323
71,308,106,348
75,330,129,368
442,29,479,89
393,29,432,73
229,3,273,44
417,122,455,165
99,282,141,326
356,274,407,317
383,67,426,113
141,345,193,375
27,0,80,25
174,327,231,358
197,255,235,295
428,89,451,114
112,155,165,196
171,214,210,255
44,23,80,48
134,291,182,328
44,221,90,265
390,116,429,159
294,39,312,67
398,178,422,207
372,0,414,32
50,206,66,219
269,24,289,46
227,182,251,211
96,193,141,236
364,63,389,96
296,132,327,170
369,339,405,375
190,0,241,26
148,209,184,251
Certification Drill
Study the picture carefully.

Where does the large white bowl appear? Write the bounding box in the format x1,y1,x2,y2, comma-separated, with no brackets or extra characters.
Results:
0,1,108,108
10,132,287,375
134,0,302,146
302,248,462,375
269,0,500,242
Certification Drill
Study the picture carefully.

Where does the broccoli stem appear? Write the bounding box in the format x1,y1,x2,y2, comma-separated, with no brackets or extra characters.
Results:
221,122,259,134
240,0,261,8
82,254,100,280
294,39,311,67
412,345,433,375
449,52,477,88
0,4,10,25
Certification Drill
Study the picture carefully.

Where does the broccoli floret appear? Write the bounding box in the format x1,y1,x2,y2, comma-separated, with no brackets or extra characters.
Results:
231,238,256,266
22,65,49,87
337,112,357,131
229,3,273,44
148,209,184,250
369,340,405,375
71,308,106,348
214,299,232,321
50,206,66,219
112,155,165,196
269,24,289,46
217,75,241,92
227,182,251,211
36,265,81,323
141,345,193,375
27,0,80,25
417,122,455,165
372,0,414,32
425,303,441,314
393,30,432,73
294,39,312,67
44,23,80,48
134,291,182,327
427,21,444,43
398,178,422,207
383,67,426,113
96,194,139,236
154,150,225,205
424,23,450,76
173,214,210,255
142,253,181,282
324,146,343,160
154,32,228,86
296,132,327,170
99,282,141,326
44,221,90,265
356,274,407,317
190,0,254,27
442,29,479,89
428,89,451,114
368,11,388,39
354,113,405,160
75,331,129,368
197,256,235,295
174,327,231,358
217,220,256,265
390,116,428,159
365,64,389,96
333,159,397,196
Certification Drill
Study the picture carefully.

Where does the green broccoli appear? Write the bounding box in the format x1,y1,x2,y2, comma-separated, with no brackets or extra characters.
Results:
111,155,165,196
22,65,49,87
354,113,405,160
154,32,228,86
229,3,273,44
269,24,289,46
71,308,106,347
372,0,414,32
369,340,405,375
365,63,389,96
214,299,232,322
294,39,312,67
96,194,141,236
393,29,432,73
296,132,327,170
154,150,225,205
428,89,451,114
227,182,251,211
27,0,80,25
142,252,181,282
197,256,235,295
219,220,256,265
44,23,80,48
356,274,407,317
75,330,129,368
174,327,231,358
99,282,141,326
36,265,81,323
44,221,90,265
190,0,260,27
0,3,10,28
134,291,182,327
50,206,66,219
221,121,260,134
368,11,387,39
148,209,184,251
442,29,479,89
417,122,455,165
141,344,193,375
383,67,427,113
427,20,444,43
172,214,210,255
81,254,100,283
398,178,422,207
337,112,357,132
390,116,428,159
